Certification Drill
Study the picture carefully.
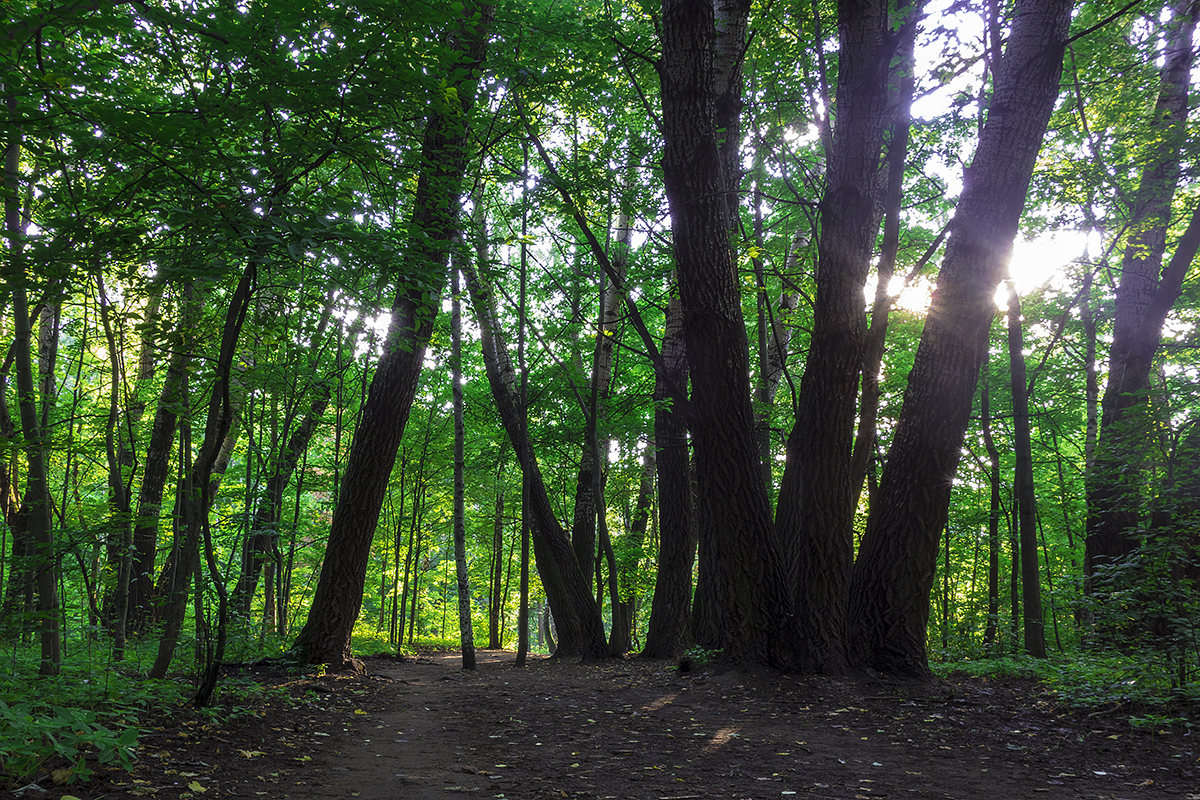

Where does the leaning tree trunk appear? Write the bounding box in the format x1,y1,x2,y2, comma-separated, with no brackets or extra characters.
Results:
569,213,629,588
292,3,493,668
149,255,256,681
463,261,609,659
1086,0,1200,579
846,0,1073,678
128,282,200,634
773,0,897,675
849,1,920,512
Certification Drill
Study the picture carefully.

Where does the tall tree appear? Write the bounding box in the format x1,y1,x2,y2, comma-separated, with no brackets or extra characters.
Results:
451,264,476,670
4,92,60,676
847,0,1074,678
293,3,493,668
640,289,695,659
661,0,792,666
463,259,608,659
1007,286,1046,657
774,0,901,674
1086,0,1200,580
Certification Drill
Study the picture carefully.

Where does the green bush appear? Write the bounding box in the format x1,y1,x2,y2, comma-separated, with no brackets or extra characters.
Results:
0,700,139,787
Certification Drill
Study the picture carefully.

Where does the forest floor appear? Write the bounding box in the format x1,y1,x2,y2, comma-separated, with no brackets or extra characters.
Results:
18,649,1200,800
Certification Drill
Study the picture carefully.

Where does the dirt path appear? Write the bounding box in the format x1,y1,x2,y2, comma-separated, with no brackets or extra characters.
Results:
31,651,1200,799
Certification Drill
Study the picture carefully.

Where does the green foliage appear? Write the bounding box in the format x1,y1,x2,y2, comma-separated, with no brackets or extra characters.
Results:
0,700,139,788
0,646,175,788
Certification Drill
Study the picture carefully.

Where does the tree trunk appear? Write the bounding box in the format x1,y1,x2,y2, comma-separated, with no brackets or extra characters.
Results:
128,283,199,634
5,91,60,675
451,263,476,670
1086,0,1200,579
662,0,791,668
488,484,504,649
292,4,492,668
570,214,629,589
1007,288,1045,657
642,289,695,659
463,261,609,659
96,274,134,661
980,362,1002,654
232,382,330,616
846,0,1073,678
849,2,920,512
774,0,898,674
150,252,256,680
611,442,655,655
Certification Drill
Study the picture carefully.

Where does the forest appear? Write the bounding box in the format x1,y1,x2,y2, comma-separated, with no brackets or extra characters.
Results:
3,0,1200,755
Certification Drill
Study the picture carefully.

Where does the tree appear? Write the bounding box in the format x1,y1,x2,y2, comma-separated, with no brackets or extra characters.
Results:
661,0,792,666
774,0,906,674
293,3,494,668
1085,0,1200,581
847,0,1074,677
4,92,60,676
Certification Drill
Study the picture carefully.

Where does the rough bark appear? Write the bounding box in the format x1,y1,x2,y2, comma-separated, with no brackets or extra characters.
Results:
774,0,897,674
292,3,492,668
849,3,920,511
662,0,791,667
846,0,1073,678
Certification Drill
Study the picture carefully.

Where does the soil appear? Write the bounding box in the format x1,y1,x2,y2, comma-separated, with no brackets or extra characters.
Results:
16,650,1200,800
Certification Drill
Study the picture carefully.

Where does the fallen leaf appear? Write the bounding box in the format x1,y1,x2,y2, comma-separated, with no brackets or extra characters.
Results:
239,749,267,758
188,780,208,793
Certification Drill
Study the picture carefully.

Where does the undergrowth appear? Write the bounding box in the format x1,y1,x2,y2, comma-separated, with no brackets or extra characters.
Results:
936,650,1200,730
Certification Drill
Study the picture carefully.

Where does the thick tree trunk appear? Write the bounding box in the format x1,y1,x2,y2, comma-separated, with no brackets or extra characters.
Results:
849,3,920,512
774,0,896,674
1086,0,1200,578
846,0,1072,678
292,4,492,668
662,0,791,668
